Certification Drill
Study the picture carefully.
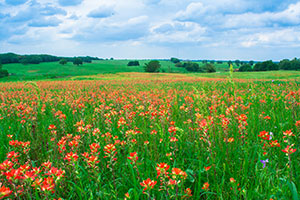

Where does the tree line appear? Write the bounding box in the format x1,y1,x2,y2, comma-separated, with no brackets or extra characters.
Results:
239,58,300,72
0,53,100,65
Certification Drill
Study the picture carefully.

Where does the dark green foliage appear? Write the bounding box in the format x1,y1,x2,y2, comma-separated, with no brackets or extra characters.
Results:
253,60,278,71
184,62,201,72
20,55,43,65
0,63,9,78
175,62,184,68
73,58,83,66
249,60,254,66
59,59,68,65
235,60,241,67
0,53,99,65
204,63,216,73
279,58,300,70
210,60,215,64
127,61,140,66
217,61,223,64
228,60,233,66
170,57,180,63
144,60,161,72
239,64,253,72
0,53,20,64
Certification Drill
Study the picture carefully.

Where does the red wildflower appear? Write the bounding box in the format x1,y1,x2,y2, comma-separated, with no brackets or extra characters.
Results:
140,178,157,192
202,182,209,190
0,183,12,199
282,145,297,154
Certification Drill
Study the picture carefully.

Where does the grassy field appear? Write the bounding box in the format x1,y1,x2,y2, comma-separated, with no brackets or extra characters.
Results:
1,60,242,81
0,73,299,199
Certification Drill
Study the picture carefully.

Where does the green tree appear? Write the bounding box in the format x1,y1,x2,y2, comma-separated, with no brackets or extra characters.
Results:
184,62,201,72
59,59,68,65
235,60,241,67
73,58,83,66
249,60,254,66
144,60,161,73
203,63,216,73
175,62,184,68
127,61,140,66
170,57,180,63
0,63,9,78
239,64,253,72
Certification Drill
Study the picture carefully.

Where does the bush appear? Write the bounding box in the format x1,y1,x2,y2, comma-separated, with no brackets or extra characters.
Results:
239,64,253,72
184,62,201,72
59,59,68,65
170,58,180,63
203,63,216,73
127,61,140,66
144,60,161,73
73,58,83,66
175,62,184,68
0,63,9,78
253,60,278,71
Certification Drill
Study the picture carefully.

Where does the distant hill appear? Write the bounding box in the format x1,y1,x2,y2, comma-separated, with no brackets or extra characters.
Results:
0,53,100,65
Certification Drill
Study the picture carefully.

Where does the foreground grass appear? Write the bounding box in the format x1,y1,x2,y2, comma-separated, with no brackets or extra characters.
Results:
0,74,299,199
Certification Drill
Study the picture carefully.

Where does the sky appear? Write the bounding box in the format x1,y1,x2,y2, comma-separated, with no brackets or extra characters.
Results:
1,0,300,60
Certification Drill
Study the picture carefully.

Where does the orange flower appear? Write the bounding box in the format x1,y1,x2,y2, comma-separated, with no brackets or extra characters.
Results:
282,145,297,154
184,188,192,197
171,168,187,179
103,144,116,154
230,178,236,183
127,152,138,164
0,183,12,199
204,166,211,171
156,163,170,178
202,182,209,190
140,178,157,192
64,152,79,162
283,130,294,137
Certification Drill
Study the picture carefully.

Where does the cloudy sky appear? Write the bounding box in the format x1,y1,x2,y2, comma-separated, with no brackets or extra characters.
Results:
1,0,300,60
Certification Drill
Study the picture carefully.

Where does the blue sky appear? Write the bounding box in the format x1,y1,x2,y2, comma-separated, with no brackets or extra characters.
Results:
1,0,300,60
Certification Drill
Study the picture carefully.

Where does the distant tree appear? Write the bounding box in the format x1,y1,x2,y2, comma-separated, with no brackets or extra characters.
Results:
73,58,83,66
0,63,9,78
235,60,241,67
210,60,215,64
20,57,29,65
175,62,184,68
249,60,254,66
184,62,201,72
59,59,68,65
228,61,233,66
170,57,180,63
290,58,300,70
110,58,114,60
203,63,216,73
217,61,223,64
239,64,253,72
279,59,291,70
144,60,161,73
127,61,140,66
253,60,278,71
202,60,208,64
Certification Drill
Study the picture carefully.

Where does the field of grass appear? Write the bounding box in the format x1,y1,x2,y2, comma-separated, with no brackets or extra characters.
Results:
1,60,241,82
0,73,299,199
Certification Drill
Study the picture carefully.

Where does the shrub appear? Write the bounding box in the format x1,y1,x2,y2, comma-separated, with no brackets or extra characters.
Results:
239,64,253,72
144,60,161,73
203,63,216,73
127,61,140,66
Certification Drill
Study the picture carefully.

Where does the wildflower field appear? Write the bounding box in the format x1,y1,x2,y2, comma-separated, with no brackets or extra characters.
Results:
0,73,299,199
